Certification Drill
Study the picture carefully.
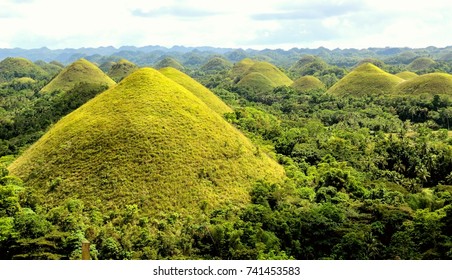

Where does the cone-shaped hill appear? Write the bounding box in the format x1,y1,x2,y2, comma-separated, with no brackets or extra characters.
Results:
232,59,292,92
0,57,49,82
154,57,184,71
159,67,232,115
291,76,326,93
395,71,418,80
200,57,232,73
107,59,138,82
408,57,436,72
40,58,116,93
326,63,403,97
394,73,452,97
9,68,285,216
289,55,328,77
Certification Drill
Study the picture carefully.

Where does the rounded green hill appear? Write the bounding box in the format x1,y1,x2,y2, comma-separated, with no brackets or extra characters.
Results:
107,59,138,82
154,57,184,71
230,58,255,81
237,72,276,93
408,57,436,72
9,68,285,216
394,73,452,96
291,76,326,93
159,67,232,115
40,58,116,93
290,55,328,77
395,71,419,80
326,63,403,97
200,57,232,73
0,57,49,82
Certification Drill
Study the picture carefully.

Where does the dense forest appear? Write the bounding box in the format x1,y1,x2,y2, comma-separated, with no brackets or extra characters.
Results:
1,46,452,259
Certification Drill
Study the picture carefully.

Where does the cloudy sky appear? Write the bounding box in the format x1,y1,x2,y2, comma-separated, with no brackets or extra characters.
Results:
0,0,451,50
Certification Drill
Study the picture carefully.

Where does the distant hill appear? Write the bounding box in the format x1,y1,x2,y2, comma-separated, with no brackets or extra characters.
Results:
394,73,452,96
9,68,285,216
159,67,232,115
154,57,184,71
395,71,419,80
200,57,232,73
0,57,49,82
40,58,116,93
232,59,292,92
326,63,403,97
107,59,138,82
290,55,328,77
291,76,326,93
34,60,63,77
408,57,436,72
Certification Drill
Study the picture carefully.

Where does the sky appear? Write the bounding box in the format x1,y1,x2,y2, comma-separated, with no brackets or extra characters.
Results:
0,0,451,50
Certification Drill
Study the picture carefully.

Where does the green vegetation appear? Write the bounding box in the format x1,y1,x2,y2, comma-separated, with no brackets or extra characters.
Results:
159,67,232,115
394,73,452,97
0,57,49,83
327,63,404,97
154,57,184,71
291,76,326,93
9,68,284,219
1,46,452,259
200,57,232,73
107,59,138,82
408,57,436,72
40,58,116,94
396,71,419,80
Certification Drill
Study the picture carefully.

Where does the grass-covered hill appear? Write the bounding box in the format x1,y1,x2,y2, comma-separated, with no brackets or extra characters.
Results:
289,55,328,77
200,57,233,73
8,68,285,217
34,60,63,77
40,58,116,93
159,67,232,115
229,58,255,81
326,63,404,97
0,57,50,83
291,75,326,93
408,57,436,72
107,59,138,82
154,57,184,71
231,59,292,92
395,71,419,80
394,73,452,96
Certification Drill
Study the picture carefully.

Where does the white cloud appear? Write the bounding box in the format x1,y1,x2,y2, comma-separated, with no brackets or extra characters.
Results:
0,0,451,49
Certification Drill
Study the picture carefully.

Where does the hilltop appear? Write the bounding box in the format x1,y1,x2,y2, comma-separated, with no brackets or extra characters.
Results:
107,59,138,82
289,55,328,77
9,68,285,217
159,67,232,115
291,75,326,93
154,57,184,71
200,57,232,73
40,58,116,93
408,57,436,72
232,59,292,92
395,71,419,80
326,63,403,97
0,57,49,82
394,73,452,96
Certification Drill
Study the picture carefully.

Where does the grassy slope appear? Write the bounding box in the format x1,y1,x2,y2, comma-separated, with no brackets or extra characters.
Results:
394,73,452,96
40,58,116,93
408,57,436,71
0,57,49,82
327,63,404,97
291,76,326,93
230,58,255,80
154,57,184,71
395,71,419,80
9,68,285,216
159,67,232,115
246,61,293,87
237,72,276,93
107,59,138,82
200,57,232,72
